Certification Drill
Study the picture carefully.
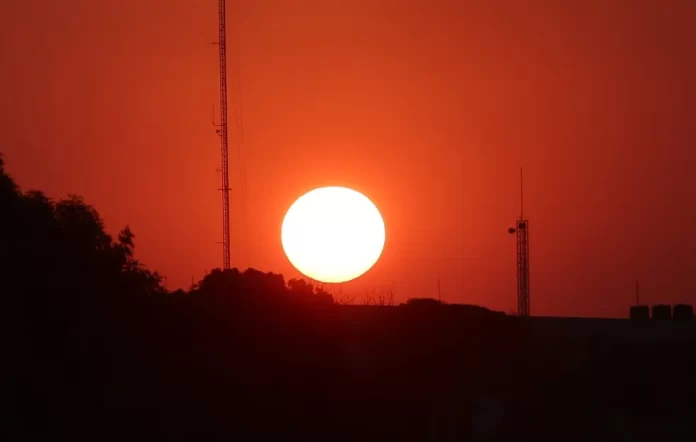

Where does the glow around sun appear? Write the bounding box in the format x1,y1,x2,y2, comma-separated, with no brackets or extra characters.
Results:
281,187,386,283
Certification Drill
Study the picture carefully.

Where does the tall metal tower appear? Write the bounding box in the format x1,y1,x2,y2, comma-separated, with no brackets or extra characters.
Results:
508,169,530,317
216,0,231,269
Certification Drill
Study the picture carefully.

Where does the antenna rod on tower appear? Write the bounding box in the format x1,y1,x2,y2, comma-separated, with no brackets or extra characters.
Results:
520,167,524,219
437,276,441,303
217,0,231,269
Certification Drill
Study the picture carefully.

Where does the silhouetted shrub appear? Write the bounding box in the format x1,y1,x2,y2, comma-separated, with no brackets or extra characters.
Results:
405,297,444,307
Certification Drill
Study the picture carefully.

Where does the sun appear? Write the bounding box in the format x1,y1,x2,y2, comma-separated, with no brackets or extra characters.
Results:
281,186,386,283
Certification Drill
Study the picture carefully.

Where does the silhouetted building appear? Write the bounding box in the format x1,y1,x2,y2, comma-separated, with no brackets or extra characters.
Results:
651,304,672,320
673,304,694,321
630,305,650,320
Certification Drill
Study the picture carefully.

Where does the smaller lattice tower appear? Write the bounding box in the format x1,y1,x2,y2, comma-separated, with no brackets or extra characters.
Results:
508,168,530,317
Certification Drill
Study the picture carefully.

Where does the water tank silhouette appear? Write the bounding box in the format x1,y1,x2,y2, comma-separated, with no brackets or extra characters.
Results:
630,305,649,320
672,304,693,320
651,304,672,320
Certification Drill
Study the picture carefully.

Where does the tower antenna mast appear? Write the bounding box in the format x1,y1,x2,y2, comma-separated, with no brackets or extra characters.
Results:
216,0,231,269
508,167,531,317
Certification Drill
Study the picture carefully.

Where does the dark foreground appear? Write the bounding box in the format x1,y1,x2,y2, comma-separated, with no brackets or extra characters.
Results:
12,300,696,441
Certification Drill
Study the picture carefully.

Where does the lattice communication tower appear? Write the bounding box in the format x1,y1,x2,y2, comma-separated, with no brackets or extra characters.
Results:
508,169,530,316
216,0,231,269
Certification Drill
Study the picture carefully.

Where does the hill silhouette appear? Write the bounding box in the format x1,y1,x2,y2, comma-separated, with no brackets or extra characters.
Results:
4,155,696,441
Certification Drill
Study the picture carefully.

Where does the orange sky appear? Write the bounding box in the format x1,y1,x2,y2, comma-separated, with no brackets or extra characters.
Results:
2,0,695,317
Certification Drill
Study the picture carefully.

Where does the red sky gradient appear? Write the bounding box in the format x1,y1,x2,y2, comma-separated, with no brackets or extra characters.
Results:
2,0,695,317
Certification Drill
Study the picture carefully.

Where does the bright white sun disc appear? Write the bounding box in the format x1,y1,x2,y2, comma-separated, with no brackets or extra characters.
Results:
281,187,386,283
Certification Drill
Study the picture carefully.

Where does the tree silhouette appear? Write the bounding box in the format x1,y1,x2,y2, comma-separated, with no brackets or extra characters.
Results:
363,288,395,306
